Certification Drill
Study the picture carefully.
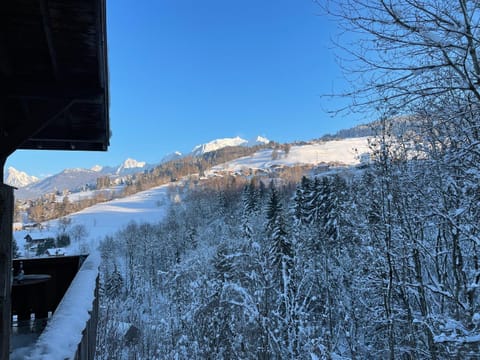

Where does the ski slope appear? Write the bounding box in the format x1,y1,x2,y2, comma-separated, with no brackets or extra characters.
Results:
14,184,172,256
208,137,370,174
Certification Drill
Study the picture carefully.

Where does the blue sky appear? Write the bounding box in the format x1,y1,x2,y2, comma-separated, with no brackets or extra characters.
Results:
8,0,359,178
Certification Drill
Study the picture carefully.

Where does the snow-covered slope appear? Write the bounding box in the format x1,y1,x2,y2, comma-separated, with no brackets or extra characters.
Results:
208,137,371,173
14,183,172,254
5,167,39,188
191,135,270,156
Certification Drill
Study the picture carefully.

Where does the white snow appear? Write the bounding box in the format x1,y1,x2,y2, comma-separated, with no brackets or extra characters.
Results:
25,253,101,360
191,136,249,156
5,167,39,188
208,137,371,174
14,184,172,255
249,135,270,145
473,313,480,325
69,185,170,238
116,158,146,174
190,135,271,156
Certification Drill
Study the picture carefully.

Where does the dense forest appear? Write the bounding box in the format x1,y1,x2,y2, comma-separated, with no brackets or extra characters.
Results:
95,114,480,358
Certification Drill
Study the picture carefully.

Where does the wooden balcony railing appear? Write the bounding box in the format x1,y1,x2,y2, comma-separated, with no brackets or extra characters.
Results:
11,253,100,360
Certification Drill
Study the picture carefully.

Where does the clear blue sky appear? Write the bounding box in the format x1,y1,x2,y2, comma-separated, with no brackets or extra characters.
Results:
7,0,358,178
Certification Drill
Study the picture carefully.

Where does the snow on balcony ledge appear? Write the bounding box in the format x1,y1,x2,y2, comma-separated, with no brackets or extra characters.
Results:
25,252,101,360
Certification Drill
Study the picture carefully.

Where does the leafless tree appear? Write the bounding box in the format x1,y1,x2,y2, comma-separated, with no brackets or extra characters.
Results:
322,0,480,116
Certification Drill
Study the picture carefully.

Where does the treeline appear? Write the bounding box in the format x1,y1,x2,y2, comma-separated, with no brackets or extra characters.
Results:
25,191,116,223
121,144,274,195
96,117,480,358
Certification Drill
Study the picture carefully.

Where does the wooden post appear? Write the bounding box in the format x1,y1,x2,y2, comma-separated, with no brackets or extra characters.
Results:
0,179,13,359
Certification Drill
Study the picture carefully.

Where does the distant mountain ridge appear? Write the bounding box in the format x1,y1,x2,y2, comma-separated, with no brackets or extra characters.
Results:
191,136,270,156
11,135,275,200
13,158,151,200
16,168,102,200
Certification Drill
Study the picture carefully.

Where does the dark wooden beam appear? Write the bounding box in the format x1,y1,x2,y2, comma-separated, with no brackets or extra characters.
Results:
0,180,13,360
96,0,110,140
0,37,11,79
0,11,12,80
0,158,4,186
38,0,60,81
7,84,104,102
96,0,107,87
0,99,75,159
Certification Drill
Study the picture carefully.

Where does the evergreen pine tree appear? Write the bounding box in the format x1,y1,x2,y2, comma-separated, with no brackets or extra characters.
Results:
105,265,124,298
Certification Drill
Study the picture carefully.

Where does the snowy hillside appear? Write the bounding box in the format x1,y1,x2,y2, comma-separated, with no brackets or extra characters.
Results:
13,137,370,252
14,183,172,255
208,137,370,173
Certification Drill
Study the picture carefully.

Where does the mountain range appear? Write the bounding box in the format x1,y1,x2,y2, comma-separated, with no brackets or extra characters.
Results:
12,158,152,200
6,132,374,201
7,135,272,199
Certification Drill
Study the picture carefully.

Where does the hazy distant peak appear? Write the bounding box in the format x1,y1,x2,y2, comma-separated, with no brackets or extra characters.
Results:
5,167,39,188
122,158,146,169
63,168,92,174
91,165,103,172
161,151,183,163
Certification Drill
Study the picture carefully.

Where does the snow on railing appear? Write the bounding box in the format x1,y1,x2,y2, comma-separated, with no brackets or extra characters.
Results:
25,252,100,360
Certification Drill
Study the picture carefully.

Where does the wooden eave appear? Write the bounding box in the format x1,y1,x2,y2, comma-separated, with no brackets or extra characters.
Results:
0,0,110,158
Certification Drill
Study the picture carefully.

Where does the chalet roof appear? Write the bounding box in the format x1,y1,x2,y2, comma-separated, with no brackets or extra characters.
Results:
0,0,110,159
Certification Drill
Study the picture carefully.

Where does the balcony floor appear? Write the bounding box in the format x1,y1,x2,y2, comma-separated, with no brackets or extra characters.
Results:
10,317,49,360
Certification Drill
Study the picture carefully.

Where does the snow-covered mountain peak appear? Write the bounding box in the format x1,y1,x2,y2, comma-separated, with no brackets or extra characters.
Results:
191,135,270,156
5,167,39,188
191,136,248,156
91,165,103,172
121,158,146,169
250,136,270,145
116,158,147,175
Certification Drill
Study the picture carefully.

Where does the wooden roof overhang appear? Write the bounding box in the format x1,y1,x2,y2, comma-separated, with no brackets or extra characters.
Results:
0,0,110,165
